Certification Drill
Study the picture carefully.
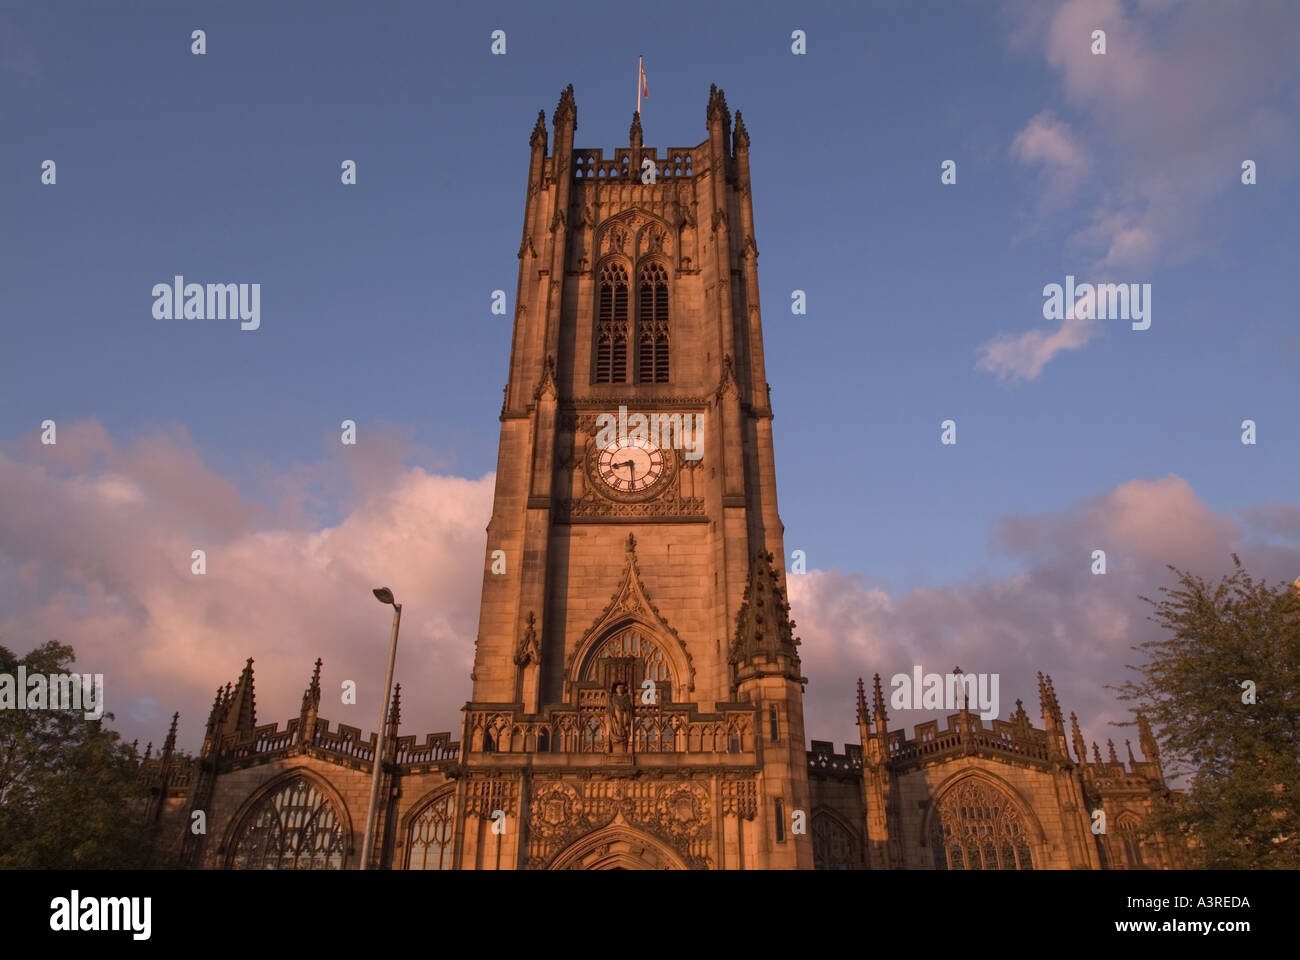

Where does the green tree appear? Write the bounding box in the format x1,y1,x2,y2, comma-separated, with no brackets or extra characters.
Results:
0,641,153,868
1117,557,1300,868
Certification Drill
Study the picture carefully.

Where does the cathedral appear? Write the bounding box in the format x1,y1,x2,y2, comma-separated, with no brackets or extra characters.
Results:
138,84,1182,871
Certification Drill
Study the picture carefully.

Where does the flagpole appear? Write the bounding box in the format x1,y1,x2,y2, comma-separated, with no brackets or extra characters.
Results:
637,55,642,115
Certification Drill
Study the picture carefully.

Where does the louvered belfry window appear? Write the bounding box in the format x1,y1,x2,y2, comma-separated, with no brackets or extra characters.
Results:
595,262,630,383
637,262,670,383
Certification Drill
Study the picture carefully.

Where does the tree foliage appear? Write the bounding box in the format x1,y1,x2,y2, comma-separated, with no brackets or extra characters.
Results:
0,641,153,868
1117,557,1300,868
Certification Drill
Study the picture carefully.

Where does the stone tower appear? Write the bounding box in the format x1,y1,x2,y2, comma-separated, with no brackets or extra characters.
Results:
459,84,812,869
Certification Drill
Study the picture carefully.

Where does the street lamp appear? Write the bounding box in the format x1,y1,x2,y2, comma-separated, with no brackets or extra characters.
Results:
360,586,402,870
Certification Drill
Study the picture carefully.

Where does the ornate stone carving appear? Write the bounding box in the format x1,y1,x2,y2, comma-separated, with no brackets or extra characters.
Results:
606,681,632,751
644,225,669,254
525,777,712,870
533,354,557,401
514,611,540,667
465,775,516,818
563,534,696,695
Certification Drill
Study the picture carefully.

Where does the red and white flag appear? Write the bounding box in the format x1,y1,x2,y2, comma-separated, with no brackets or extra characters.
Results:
638,56,649,113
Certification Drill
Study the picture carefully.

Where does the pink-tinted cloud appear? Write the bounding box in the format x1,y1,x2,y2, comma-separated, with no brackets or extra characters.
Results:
4,426,1296,770
1005,0,1300,270
976,310,1096,382
789,475,1300,758
0,421,493,752
1011,110,1090,207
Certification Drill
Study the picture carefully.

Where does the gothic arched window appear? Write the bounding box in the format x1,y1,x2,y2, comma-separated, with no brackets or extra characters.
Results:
228,775,346,870
636,262,670,383
595,262,630,383
1117,815,1145,867
407,793,456,870
812,811,859,870
929,779,1034,870
582,627,674,701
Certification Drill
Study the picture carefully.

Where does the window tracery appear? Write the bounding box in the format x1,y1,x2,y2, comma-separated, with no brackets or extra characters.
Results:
595,261,630,383
407,793,456,870
812,811,857,870
636,262,670,383
929,779,1033,870
229,775,346,870
582,627,673,700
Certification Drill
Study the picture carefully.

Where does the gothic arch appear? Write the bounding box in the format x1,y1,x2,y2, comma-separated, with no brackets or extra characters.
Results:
594,253,632,277
571,617,689,701
564,541,696,697
593,258,632,383
922,771,1045,871
548,822,690,870
921,769,1048,846
401,786,458,870
220,767,354,870
1115,810,1147,867
595,209,673,258
811,806,862,870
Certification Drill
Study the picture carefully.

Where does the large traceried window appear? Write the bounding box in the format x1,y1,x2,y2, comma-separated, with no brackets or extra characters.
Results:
636,262,670,383
582,627,673,701
929,779,1034,870
407,793,456,870
812,811,858,870
595,262,630,383
228,775,346,870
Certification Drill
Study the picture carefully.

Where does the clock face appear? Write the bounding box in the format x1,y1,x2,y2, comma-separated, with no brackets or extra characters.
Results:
595,436,666,495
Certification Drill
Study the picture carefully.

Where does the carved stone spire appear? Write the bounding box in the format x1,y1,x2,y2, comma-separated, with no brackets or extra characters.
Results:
1126,739,1137,766
1070,711,1088,764
706,83,730,128
204,685,224,735
553,83,577,129
1092,741,1102,764
1107,739,1119,764
162,712,179,757
871,673,889,735
855,677,867,726
530,109,547,149
301,658,322,713
729,551,803,684
222,659,256,740
629,110,643,149
1014,698,1031,735
733,110,749,149
298,658,322,746
1043,674,1063,726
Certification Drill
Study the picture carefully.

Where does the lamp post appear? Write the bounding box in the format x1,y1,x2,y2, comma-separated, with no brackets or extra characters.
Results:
360,586,401,870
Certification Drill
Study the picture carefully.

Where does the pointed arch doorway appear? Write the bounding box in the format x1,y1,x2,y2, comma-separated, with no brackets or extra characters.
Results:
548,821,688,871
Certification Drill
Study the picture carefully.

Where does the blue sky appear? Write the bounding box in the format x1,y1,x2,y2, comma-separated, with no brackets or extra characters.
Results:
1,0,1297,748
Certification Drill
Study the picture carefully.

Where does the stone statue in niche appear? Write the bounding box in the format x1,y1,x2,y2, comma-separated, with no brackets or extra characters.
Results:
606,681,632,751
